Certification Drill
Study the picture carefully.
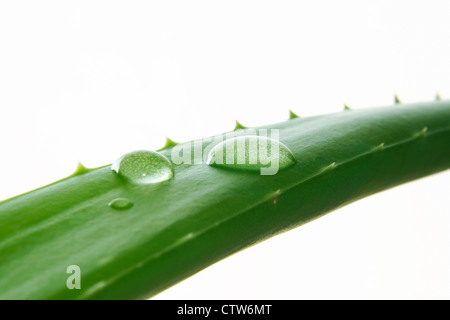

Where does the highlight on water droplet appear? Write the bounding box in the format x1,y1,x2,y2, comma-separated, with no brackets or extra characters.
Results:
112,150,174,184
108,198,134,210
206,133,296,175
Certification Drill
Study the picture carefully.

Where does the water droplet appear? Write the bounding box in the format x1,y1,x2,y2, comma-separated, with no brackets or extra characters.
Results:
108,198,134,210
206,136,296,175
112,150,174,184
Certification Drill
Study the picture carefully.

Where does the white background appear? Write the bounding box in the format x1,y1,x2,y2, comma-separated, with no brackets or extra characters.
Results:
1,1,449,299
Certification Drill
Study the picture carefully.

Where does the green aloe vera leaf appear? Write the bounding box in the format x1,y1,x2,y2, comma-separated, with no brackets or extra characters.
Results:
0,101,449,299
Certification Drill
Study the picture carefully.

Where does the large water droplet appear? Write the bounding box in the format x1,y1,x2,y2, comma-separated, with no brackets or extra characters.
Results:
206,136,296,175
112,150,174,184
108,198,134,210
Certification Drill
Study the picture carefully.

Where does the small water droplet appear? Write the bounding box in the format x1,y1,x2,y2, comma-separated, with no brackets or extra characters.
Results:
108,198,134,210
112,150,174,184
206,136,296,175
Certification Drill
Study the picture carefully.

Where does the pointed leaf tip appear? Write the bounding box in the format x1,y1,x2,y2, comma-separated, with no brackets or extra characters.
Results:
234,120,247,131
288,110,299,119
73,162,90,176
343,104,352,111
158,137,178,151
394,95,401,104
